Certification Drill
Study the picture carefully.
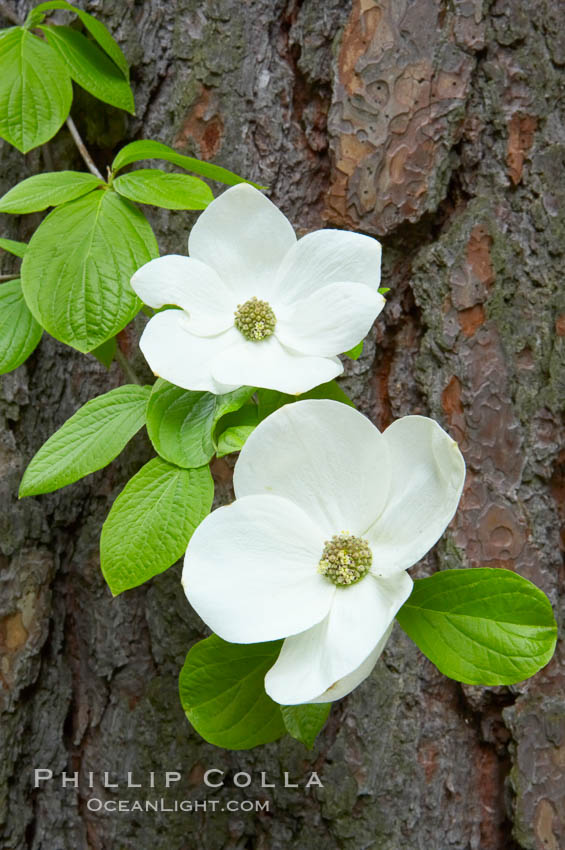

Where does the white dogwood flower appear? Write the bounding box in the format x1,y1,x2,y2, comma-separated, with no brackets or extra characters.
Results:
131,184,384,395
182,399,466,705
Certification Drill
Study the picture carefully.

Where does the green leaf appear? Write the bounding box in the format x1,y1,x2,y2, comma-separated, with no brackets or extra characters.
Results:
0,279,42,375
111,139,263,188
0,238,27,258
100,457,214,595
19,384,150,497
91,336,116,368
0,27,72,153
396,568,558,686
40,26,134,114
344,340,363,360
215,404,259,458
257,380,354,421
146,381,255,468
30,1,130,78
179,635,286,750
0,171,103,214
281,703,331,750
216,425,256,458
114,169,213,210
21,190,158,353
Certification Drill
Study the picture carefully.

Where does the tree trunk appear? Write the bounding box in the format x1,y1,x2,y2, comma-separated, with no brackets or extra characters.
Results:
1,1,563,848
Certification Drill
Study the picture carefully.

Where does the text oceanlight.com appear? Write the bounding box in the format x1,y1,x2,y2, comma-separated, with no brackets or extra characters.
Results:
86,799,270,813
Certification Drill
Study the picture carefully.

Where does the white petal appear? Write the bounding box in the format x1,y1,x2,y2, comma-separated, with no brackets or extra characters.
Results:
271,229,382,306
307,622,394,703
182,494,334,643
131,255,235,335
265,571,413,704
211,334,342,394
234,399,391,537
139,310,239,394
366,416,466,575
188,184,296,300
275,282,385,356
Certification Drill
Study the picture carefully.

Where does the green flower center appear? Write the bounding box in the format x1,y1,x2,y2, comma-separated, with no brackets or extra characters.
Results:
234,297,276,341
318,534,372,587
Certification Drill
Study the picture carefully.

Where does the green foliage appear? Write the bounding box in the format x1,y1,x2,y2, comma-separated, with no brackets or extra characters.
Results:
146,380,255,468
91,336,116,368
0,171,102,214
21,190,158,352
179,636,331,750
179,635,287,750
114,169,213,210
396,568,558,685
344,340,364,360
0,279,42,375
40,25,135,113
215,404,259,458
28,1,130,78
112,139,263,188
213,381,354,458
0,27,72,153
19,384,150,497
281,703,331,749
257,380,355,421
0,238,27,257
101,458,214,595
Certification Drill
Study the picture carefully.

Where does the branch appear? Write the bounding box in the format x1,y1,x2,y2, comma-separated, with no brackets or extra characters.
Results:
0,273,20,282
66,117,104,180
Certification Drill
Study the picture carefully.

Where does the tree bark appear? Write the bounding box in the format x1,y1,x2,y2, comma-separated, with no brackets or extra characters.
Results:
1,1,563,848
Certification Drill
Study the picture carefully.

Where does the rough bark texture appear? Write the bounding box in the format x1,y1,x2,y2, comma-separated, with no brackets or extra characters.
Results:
1,1,563,848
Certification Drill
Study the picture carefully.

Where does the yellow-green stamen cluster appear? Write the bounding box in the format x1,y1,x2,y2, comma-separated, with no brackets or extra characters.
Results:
234,297,276,341
318,534,372,587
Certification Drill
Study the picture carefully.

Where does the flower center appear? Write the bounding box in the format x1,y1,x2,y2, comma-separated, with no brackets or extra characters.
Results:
234,297,276,341
317,533,372,587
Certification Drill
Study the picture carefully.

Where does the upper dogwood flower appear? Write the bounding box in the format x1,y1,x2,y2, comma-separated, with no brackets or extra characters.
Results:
130,184,385,395
182,399,466,705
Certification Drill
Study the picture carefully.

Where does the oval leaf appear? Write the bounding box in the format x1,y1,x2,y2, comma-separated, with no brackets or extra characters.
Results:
0,238,28,258
111,139,263,188
396,568,558,685
179,635,286,750
40,26,134,114
146,380,255,468
101,458,214,595
215,404,259,458
31,0,130,78
114,169,213,210
0,279,42,375
281,703,331,750
0,27,72,153
0,171,103,214
19,384,150,497
21,190,158,353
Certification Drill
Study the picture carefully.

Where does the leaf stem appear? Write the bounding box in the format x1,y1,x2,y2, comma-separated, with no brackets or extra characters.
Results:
114,347,142,385
66,117,104,181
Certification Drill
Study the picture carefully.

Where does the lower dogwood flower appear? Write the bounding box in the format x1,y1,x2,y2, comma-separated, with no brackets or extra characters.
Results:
130,184,385,395
182,400,466,704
